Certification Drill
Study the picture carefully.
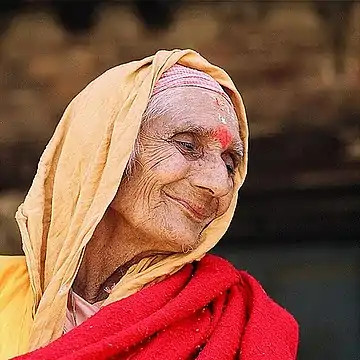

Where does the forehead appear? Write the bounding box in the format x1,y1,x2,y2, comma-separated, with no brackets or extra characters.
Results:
146,87,241,141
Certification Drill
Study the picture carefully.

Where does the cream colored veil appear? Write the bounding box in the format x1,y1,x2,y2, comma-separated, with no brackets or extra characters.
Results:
15,49,248,350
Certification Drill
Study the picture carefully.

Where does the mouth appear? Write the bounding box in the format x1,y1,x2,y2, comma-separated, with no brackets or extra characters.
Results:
164,193,211,222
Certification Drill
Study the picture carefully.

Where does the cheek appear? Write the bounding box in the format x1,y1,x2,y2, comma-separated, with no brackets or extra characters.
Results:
118,146,188,205
144,151,189,184
217,191,234,216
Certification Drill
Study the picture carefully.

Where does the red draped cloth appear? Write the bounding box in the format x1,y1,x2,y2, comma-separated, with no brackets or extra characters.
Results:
14,255,298,360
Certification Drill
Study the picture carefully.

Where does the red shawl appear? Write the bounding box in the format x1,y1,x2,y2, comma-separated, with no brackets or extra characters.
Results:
14,255,298,360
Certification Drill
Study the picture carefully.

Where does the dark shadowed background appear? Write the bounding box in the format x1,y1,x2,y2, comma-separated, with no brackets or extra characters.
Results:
0,1,359,359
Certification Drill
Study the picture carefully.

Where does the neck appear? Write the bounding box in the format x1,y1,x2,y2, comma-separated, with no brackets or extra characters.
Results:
73,208,161,303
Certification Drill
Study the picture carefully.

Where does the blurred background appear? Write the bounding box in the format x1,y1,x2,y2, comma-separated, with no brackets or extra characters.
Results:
0,0,359,358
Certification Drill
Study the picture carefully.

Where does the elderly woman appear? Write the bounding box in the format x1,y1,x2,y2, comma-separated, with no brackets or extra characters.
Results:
0,49,298,360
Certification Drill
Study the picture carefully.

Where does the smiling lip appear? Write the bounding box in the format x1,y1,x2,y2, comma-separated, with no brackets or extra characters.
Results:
165,194,210,222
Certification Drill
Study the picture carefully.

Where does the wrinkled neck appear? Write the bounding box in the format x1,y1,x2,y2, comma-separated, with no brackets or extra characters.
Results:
72,208,156,303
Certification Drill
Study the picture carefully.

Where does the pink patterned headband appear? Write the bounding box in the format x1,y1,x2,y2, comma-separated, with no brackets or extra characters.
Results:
152,64,233,106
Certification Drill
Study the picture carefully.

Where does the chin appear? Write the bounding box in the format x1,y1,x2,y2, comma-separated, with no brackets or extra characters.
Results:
162,229,202,253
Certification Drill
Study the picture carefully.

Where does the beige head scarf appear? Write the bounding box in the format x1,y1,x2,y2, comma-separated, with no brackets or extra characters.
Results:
15,49,248,350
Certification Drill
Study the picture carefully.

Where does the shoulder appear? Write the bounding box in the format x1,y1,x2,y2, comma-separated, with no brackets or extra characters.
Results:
0,256,33,359
0,255,32,307
0,255,27,272
199,254,240,279
200,255,299,357
0,255,29,288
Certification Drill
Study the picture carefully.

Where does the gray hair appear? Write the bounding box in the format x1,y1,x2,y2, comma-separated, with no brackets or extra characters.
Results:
124,90,175,177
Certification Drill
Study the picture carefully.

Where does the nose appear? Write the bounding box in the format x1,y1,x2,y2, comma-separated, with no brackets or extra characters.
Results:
189,155,232,198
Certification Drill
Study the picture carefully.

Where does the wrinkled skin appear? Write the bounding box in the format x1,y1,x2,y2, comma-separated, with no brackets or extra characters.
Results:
74,87,243,302
112,87,242,251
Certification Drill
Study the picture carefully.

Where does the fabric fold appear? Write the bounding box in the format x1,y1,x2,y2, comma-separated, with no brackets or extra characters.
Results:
13,255,298,360
14,49,249,349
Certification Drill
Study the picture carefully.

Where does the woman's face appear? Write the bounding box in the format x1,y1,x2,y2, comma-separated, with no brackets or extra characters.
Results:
111,88,243,252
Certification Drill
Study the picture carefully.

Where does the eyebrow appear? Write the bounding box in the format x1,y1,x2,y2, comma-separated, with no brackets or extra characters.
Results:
171,124,244,158
231,141,245,160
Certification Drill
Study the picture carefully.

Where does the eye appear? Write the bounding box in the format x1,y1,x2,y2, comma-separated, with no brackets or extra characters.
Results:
226,163,235,175
171,133,198,155
177,141,195,151
223,154,236,175
226,164,235,174
173,139,201,159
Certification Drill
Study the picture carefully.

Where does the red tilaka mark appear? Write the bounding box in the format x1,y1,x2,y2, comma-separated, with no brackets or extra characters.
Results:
213,125,232,149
